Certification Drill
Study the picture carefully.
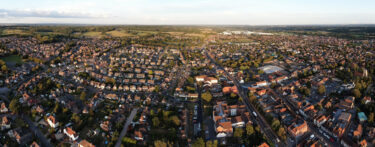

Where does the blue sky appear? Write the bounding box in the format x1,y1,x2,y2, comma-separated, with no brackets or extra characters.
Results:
0,0,374,24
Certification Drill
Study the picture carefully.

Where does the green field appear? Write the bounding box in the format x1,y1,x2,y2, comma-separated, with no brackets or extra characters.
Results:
0,55,24,64
2,29,30,35
106,30,132,37
83,31,104,38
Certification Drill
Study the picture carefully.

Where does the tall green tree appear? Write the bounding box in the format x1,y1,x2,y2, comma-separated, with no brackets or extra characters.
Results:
192,138,205,147
234,128,244,138
9,99,20,114
152,117,160,127
246,123,255,136
318,85,326,95
201,92,212,103
352,89,361,98
80,91,86,101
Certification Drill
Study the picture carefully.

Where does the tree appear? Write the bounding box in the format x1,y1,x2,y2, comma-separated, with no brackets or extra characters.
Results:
192,138,205,147
270,82,277,89
187,77,195,85
154,85,160,93
201,92,212,103
206,140,218,147
105,77,115,85
277,127,286,140
230,93,237,98
80,91,86,101
318,85,326,95
53,102,61,113
152,117,160,127
234,127,243,138
246,123,254,136
169,115,181,126
271,119,281,131
9,99,20,114
154,140,173,147
1,65,7,72
352,89,361,98
368,112,374,124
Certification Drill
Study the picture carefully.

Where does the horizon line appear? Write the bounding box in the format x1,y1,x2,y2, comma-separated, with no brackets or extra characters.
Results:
1,23,375,27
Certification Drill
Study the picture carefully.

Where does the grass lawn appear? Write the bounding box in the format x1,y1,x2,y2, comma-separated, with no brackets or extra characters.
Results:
0,55,24,64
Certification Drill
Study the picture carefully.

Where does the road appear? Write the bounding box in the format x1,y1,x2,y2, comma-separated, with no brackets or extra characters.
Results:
115,108,139,147
22,115,53,147
203,48,284,146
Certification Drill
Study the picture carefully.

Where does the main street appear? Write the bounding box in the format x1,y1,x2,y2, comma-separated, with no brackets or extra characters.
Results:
203,47,284,146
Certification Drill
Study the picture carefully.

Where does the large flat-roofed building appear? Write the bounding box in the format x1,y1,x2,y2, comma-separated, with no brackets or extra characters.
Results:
259,65,283,74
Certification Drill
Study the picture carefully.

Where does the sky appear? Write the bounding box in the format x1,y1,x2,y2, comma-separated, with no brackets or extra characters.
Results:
0,0,374,25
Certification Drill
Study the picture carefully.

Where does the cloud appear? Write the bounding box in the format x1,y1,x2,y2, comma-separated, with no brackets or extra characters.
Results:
0,8,108,18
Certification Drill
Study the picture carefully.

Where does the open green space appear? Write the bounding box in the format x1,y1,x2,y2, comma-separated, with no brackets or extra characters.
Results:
0,55,24,64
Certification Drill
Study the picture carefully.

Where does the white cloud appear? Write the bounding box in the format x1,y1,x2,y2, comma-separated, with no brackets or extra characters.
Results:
0,8,109,18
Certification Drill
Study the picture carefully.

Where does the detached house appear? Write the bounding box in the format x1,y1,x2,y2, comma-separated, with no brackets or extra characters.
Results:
47,115,58,128
1,116,11,130
0,102,8,113
216,121,233,138
134,131,144,141
78,139,95,147
64,127,78,141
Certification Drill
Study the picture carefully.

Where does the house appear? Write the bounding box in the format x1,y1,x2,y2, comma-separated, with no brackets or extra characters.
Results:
222,87,232,94
64,127,78,141
105,93,118,100
358,112,367,123
188,93,198,98
35,105,44,113
134,131,144,141
288,120,308,138
78,139,95,147
359,139,367,147
195,75,207,82
46,115,58,128
362,96,372,104
22,93,31,103
205,77,218,85
314,115,327,127
222,86,238,94
0,102,8,113
30,141,40,147
231,116,245,128
255,81,268,87
1,116,11,130
256,89,267,96
100,121,110,132
258,142,270,147
216,121,233,138
353,124,363,138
